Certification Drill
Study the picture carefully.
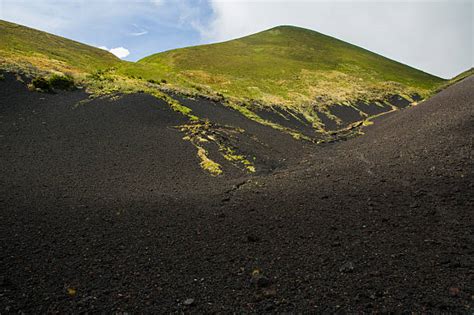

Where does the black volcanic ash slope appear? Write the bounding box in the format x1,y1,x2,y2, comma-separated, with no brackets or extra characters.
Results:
0,73,472,313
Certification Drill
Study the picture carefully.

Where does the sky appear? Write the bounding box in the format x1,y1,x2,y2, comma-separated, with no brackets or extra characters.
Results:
0,0,472,78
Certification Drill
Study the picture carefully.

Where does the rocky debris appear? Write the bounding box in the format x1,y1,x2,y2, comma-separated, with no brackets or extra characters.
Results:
183,298,195,306
339,262,355,273
251,270,272,288
246,234,261,243
449,287,460,297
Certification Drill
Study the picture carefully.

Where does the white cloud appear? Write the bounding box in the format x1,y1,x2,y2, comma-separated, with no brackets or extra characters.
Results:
98,46,130,59
202,0,473,79
110,47,130,59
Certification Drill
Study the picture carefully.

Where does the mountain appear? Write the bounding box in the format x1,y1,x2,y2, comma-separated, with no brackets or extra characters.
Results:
138,25,445,107
1,18,473,312
0,20,120,75
0,20,461,173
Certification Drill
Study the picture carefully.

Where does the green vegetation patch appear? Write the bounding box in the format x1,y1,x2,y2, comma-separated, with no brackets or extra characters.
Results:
179,120,256,175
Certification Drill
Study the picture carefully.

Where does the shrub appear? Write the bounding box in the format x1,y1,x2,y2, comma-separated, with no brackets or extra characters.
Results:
32,77,53,92
160,79,167,84
0,74,4,81
88,70,107,81
49,74,75,90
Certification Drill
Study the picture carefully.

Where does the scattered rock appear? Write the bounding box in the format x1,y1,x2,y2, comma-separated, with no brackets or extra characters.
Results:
449,287,460,297
262,287,277,297
339,262,355,273
67,287,77,297
251,269,272,288
0,276,12,287
247,234,260,243
409,202,419,208
255,276,271,288
183,298,195,306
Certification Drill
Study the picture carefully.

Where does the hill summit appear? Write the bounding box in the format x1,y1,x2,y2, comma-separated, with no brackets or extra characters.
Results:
138,25,443,107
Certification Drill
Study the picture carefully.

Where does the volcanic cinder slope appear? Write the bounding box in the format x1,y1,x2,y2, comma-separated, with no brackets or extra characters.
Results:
0,19,473,313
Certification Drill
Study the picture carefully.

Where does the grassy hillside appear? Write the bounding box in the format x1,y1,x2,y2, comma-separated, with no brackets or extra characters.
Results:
0,20,120,75
0,21,455,176
138,25,445,107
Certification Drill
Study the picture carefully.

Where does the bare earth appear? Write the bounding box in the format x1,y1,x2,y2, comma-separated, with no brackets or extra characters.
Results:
0,73,472,312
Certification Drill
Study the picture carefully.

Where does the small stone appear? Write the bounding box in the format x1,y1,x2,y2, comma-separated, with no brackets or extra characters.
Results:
263,287,277,297
67,287,77,297
251,269,272,288
256,276,271,288
449,287,460,297
183,298,195,306
250,275,271,288
247,235,260,243
339,262,355,273
409,202,419,208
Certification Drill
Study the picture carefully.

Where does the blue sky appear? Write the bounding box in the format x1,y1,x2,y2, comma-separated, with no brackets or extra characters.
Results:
0,0,472,78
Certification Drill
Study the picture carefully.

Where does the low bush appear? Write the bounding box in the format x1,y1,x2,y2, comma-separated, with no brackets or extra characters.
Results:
31,74,75,92
49,74,75,90
32,77,52,92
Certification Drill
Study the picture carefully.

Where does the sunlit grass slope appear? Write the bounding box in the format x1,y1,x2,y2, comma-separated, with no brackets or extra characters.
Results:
138,25,445,107
0,20,120,75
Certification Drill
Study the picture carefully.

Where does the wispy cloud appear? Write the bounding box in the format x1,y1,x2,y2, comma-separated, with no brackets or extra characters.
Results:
130,24,148,37
130,31,148,36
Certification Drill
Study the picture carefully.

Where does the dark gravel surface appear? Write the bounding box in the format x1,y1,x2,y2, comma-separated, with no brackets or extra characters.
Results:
0,73,472,313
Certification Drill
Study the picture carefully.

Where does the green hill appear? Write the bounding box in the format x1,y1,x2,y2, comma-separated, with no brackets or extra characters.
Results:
0,20,120,75
0,20,463,176
138,25,445,107
0,20,446,109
